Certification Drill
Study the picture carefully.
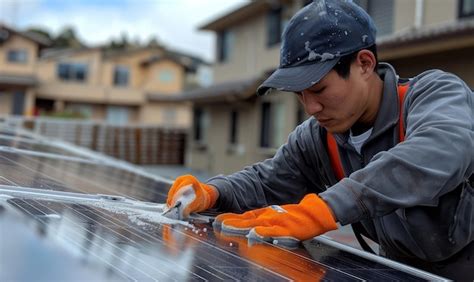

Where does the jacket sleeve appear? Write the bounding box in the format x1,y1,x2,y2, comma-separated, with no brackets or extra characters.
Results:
206,119,329,213
320,70,474,225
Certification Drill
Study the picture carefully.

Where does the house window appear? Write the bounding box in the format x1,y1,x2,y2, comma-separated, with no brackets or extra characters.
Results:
57,62,88,82
296,103,307,126
106,106,129,124
229,110,239,145
193,108,209,144
162,108,177,124
267,7,282,46
113,65,129,86
158,69,175,83
260,102,285,148
217,30,234,63
459,0,474,18
7,49,28,63
354,0,394,37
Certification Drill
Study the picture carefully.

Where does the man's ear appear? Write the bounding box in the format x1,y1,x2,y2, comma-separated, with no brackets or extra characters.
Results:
355,50,377,79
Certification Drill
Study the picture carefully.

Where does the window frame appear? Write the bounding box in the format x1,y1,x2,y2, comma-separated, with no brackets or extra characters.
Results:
57,62,88,82
162,108,177,125
7,49,28,64
157,69,175,83
260,102,272,148
193,107,209,149
459,0,474,18
266,7,283,47
113,65,130,87
217,30,234,63
229,110,239,145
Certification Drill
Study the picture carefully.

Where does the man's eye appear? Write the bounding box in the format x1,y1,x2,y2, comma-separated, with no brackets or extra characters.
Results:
313,87,325,94
294,91,302,96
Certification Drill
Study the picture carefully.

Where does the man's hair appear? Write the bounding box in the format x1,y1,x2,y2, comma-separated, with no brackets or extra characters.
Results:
332,44,378,79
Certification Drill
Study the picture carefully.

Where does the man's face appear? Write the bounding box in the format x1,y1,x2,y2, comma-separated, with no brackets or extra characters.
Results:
296,64,371,133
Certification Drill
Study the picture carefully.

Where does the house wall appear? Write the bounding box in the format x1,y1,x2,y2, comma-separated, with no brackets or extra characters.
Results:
212,2,301,84
391,0,457,33
188,92,300,175
422,0,457,25
140,102,191,126
142,60,185,94
34,48,192,125
0,92,13,115
101,48,162,87
0,34,38,75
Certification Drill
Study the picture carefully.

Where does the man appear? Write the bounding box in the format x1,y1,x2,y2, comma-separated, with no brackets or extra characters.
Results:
166,0,473,279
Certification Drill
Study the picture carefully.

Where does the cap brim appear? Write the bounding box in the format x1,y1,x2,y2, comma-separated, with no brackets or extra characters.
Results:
257,58,339,96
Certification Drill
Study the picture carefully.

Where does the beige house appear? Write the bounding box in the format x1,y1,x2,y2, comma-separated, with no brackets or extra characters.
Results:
0,24,50,116
1,23,208,127
183,0,474,175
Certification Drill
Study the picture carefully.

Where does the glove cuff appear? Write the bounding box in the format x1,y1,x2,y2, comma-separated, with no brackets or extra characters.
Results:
303,193,338,231
202,183,219,210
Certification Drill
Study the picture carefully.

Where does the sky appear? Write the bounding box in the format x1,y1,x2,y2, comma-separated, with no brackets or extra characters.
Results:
0,0,249,62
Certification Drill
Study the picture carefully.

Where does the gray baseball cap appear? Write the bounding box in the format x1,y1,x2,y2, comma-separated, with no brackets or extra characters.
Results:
257,0,377,96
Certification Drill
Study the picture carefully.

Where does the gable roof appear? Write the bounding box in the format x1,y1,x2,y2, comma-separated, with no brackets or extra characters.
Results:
200,0,273,31
378,18,474,59
0,24,51,47
140,52,207,73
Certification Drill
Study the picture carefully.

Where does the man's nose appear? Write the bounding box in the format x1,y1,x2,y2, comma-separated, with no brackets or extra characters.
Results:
301,92,323,115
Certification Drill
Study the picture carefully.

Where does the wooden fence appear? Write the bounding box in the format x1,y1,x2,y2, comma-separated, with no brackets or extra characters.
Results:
3,117,187,165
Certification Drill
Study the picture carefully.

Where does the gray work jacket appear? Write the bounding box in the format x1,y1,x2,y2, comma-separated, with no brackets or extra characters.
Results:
207,63,473,262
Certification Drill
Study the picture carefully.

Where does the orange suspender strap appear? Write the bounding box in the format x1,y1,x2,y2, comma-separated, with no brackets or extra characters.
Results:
327,134,345,181
327,84,410,180
397,84,409,142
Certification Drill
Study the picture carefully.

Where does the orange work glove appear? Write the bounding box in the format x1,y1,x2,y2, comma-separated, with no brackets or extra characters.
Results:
213,193,337,248
165,174,218,220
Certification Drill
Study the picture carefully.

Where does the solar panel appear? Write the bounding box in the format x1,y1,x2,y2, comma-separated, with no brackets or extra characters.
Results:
0,125,448,281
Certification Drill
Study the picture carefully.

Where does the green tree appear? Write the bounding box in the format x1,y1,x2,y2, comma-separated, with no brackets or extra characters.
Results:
54,26,83,48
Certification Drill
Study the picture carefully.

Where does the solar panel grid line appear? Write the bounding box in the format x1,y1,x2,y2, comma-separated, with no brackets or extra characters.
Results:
0,154,123,196
5,199,136,281
0,152,165,201
62,205,185,280
1,191,215,280
250,240,365,280
0,139,79,157
0,156,58,189
37,154,170,201
163,225,321,281
0,134,48,144
0,146,96,164
206,266,241,281
0,140,166,204
52,196,309,281
192,264,231,281
12,198,177,281
43,132,173,185
40,199,226,281
0,176,19,186
313,236,449,281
